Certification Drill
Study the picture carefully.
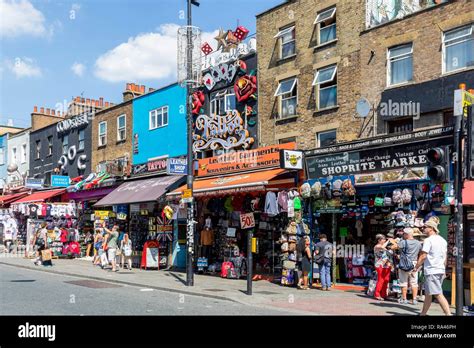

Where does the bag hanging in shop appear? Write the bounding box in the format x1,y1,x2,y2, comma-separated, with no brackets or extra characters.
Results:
384,193,392,206
374,194,384,207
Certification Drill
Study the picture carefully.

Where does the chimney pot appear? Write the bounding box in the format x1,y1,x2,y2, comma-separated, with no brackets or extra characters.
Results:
126,83,131,91
140,85,145,93
34,106,38,113
86,98,90,105
75,96,80,102
51,110,55,116
99,97,104,106
46,108,50,115
105,102,109,107
40,107,45,113
58,111,62,116
96,100,100,107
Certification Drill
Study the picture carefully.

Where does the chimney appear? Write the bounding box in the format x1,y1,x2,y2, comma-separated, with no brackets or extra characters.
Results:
46,108,50,115
33,106,38,113
99,97,104,106
51,110,55,116
105,102,109,107
149,87,156,93
140,85,145,94
40,107,45,113
81,98,85,103
123,82,135,102
58,111,62,117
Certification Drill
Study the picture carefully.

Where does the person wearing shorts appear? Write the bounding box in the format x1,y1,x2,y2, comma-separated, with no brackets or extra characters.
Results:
396,228,421,305
413,217,451,316
103,224,120,272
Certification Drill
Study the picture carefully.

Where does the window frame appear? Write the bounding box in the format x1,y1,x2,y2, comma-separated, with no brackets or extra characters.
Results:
47,136,53,156
0,148,4,165
98,121,107,146
149,106,169,130
317,129,337,148
35,140,41,159
11,146,17,164
314,7,337,46
313,65,338,110
442,24,474,74
117,114,126,141
387,43,413,86
210,91,236,115
78,129,85,151
62,134,69,155
275,77,298,119
21,143,27,164
275,26,296,60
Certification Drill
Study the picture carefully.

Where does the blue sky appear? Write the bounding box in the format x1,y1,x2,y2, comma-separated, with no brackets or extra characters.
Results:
0,0,282,128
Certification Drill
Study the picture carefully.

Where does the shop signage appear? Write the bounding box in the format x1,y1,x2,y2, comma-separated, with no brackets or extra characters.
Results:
280,150,303,170
198,142,296,177
25,178,43,189
131,158,167,176
56,113,89,134
453,89,474,117
94,210,114,219
51,175,70,187
117,212,127,220
167,158,188,175
305,136,452,181
240,212,255,229
182,189,192,199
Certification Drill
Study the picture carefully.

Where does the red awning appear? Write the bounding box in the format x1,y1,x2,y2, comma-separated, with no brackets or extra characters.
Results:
11,189,66,204
463,180,474,205
0,192,28,205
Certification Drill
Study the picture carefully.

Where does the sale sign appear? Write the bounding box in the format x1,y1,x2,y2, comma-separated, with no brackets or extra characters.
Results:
240,212,255,229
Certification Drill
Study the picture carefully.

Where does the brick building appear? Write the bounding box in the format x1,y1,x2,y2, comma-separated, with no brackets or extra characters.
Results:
359,0,474,135
91,83,144,173
256,0,365,150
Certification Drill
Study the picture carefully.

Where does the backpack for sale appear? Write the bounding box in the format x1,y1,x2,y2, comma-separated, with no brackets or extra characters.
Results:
311,181,322,199
332,179,343,197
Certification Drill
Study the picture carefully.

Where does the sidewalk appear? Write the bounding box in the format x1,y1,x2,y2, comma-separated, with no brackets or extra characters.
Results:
0,255,451,315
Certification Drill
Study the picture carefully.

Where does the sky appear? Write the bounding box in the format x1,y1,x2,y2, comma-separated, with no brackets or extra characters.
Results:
0,0,283,128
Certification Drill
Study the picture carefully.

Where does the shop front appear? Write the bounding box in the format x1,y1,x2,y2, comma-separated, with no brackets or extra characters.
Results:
461,180,474,305
168,143,306,281
304,126,456,292
94,173,185,270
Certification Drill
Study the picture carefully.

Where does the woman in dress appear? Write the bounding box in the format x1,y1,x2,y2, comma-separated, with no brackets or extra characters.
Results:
120,233,133,270
300,237,312,290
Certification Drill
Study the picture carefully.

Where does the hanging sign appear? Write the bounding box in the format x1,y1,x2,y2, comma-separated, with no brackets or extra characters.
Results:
197,142,296,177
280,150,303,170
94,210,113,219
51,175,71,187
25,178,44,189
167,158,188,175
240,212,255,229
453,89,474,117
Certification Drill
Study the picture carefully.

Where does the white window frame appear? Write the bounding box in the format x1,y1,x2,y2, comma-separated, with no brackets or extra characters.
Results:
387,43,413,86
11,147,17,164
210,91,235,116
21,143,26,164
313,65,338,110
78,129,85,150
274,77,298,119
0,148,4,165
62,135,69,155
35,140,41,159
317,129,337,148
98,121,107,146
314,7,337,45
442,24,474,74
275,26,295,60
47,136,53,156
149,106,169,130
117,114,126,141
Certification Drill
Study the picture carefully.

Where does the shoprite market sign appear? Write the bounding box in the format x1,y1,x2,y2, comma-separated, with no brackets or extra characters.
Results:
305,128,453,181
197,142,295,177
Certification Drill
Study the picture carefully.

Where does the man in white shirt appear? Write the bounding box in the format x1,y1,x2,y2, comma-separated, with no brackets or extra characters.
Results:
413,217,451,316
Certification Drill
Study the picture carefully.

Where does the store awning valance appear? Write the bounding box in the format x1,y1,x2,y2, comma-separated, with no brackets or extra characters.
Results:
95,176,183,206
11,189,66,204
463,180,474,205
169,169,292,197
0,192,28,205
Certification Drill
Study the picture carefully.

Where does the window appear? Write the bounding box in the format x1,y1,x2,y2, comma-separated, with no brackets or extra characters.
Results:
443,110,454,127
149,106,169,130
44,172,52,186
274,77,298,119
388,118,413,134
78,129,85,150
11,147,17,164
443,24,474,73
275,26,295,59
313,65,337,109
98,121,107,146
35,140,41,159
117,114,126,141
279,137,296,144
211,91,236,116
21,144,26,164
47,136,53,156
317,130,337,147
387,43,413,86
62,135,69,155
315,7,336,45
0,148,4,165
97,161,107,173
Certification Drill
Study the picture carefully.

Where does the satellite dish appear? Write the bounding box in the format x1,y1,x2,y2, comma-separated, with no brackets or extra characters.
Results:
356,98,372,118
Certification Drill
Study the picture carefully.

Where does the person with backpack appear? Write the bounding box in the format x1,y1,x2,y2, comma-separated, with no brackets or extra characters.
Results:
314,234,334,291
395,228,421,305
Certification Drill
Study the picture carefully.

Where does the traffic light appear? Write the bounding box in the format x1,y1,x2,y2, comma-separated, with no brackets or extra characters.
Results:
427,146,450,182
467,105,474,179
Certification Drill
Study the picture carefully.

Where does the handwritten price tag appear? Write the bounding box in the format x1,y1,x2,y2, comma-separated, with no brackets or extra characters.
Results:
240,213,255,229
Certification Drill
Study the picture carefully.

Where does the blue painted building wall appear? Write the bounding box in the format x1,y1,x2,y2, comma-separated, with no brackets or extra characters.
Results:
132,83,187,164
0,134,8,184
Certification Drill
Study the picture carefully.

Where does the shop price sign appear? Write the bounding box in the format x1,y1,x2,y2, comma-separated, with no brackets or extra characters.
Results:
182,189,192,199
240,212,255,229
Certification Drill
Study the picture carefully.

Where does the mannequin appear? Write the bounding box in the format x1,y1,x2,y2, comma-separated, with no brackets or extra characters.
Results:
200,222,214,260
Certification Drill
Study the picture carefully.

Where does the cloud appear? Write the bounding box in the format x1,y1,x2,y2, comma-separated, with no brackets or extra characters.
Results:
94,23,218,83
5,57,42,78
71,62,85,77
0,0,48,38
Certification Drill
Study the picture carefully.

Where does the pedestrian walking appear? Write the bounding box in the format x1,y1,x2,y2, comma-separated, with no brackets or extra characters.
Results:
296,236,306,289
299,237,312,290
373,234,391,301
314,234,334,291
93,230,104,266
395,228,421,305
103,224,120,272
32,223,48,266
413,217,451,316
120,233,133,270
84,231,93,259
